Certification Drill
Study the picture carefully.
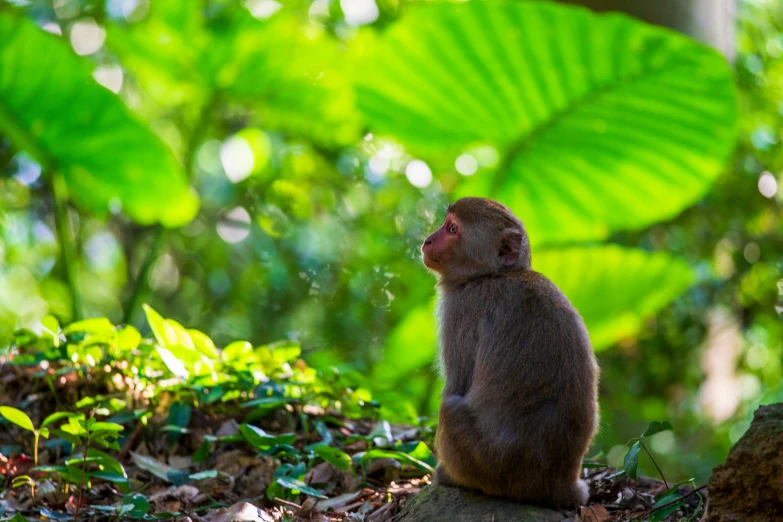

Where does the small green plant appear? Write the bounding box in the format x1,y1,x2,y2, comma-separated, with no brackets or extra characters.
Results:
0,407,69,468
647,479,705,522
0,407,127,508
35,414,128,519
4,307,436,520
619,420,674,488
608,420,707,521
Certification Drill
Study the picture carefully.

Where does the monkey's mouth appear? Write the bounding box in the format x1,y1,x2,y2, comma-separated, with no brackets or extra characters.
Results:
421,251,442,270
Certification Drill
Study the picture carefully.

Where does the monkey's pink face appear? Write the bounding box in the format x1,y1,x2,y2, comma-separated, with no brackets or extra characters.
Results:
422,213,461,272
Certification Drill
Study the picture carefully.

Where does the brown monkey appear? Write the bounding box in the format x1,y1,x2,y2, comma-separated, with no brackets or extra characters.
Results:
421,197,599,509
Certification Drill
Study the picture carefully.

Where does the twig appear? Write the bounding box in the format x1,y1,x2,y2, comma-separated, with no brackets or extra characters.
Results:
274,498,302,510
118,421,144,460
631,484,708,520
638,439,669,489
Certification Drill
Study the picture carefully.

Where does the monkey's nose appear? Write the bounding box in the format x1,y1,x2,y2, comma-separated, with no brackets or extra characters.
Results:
423,238,432,249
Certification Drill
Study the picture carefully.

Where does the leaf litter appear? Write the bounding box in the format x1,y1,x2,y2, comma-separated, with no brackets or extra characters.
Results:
0,312,704,522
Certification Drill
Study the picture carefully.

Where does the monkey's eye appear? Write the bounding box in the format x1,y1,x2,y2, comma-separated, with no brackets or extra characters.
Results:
448,223,458,235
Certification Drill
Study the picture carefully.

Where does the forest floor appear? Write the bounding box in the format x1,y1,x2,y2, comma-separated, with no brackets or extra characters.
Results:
0,317,705,522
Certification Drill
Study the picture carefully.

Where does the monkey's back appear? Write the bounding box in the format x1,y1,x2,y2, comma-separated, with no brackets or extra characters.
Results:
437,270,599,506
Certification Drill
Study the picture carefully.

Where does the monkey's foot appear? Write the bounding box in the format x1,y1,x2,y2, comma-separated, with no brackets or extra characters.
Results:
433,465,458,487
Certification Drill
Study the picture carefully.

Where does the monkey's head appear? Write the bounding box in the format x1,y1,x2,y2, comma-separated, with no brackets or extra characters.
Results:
421,197,531,283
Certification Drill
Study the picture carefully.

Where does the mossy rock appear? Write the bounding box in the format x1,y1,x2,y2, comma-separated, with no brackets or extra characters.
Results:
399,485,566,522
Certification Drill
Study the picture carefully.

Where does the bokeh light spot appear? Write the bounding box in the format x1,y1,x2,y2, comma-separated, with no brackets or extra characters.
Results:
405,160,432,188
309,0,329,24
743,242,760,263
150,254,180,296
341,0,379,26
245,0,282,19
13,153,42,187
197,140,223,175
93,64,124,93
758,171,778,198
217,207,251,243
473,146,500,168
221,136,255,183
70,18,106,56
41,22,62,35
455,154,478,176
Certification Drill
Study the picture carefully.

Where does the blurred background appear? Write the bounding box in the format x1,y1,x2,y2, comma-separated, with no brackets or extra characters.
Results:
1,0,781,485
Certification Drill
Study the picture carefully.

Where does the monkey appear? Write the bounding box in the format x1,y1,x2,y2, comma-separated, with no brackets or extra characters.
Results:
420,197,599,509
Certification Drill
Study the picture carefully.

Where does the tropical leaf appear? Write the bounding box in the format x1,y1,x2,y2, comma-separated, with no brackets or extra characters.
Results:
107,4,358,145
0,11,198,227
536,246,694,350
356,2,737,244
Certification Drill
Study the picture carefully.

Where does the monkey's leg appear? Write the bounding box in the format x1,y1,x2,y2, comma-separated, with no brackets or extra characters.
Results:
436,395,498,492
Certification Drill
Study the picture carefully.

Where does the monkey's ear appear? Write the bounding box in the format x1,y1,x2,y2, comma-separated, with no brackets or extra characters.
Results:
498,229,523,268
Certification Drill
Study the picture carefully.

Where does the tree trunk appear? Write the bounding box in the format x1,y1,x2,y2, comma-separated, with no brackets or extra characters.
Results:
554,0,735,59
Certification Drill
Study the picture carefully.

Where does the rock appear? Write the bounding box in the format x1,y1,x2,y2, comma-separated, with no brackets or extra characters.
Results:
398,485,565,522
706,403,783,521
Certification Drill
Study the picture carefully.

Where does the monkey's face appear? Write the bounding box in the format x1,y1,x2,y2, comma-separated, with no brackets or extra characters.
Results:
421,212,462,273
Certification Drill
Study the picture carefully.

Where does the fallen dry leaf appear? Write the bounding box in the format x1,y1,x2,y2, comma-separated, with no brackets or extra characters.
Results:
209,501,275,522
214,449,258,477
305,461,337,485
580,504,611,522
216,419,240,437
367,501,397,522
314,491,363,512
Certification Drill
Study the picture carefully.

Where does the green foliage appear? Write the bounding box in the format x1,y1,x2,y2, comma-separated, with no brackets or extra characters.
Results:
313,445,352,470
119,493,150,519
649,480,695,522
2,308,440,518
0,0,778,495
620,419,674,483
0,11,197,226
274,477,328,500
106,2,358,145
356,1,737,245
642,421,675,438
623,440,642,480
540,247,695,350
32,414,129,492
11,305,379,423
360,447,434,473
0,406,34,432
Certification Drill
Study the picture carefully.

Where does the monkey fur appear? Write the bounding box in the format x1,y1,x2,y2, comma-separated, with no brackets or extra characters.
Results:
421,197,599,509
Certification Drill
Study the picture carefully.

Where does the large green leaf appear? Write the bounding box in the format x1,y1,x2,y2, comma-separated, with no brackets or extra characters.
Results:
0,11,198,227
536,245,694,349
356,2,737,245
107,5,358,145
